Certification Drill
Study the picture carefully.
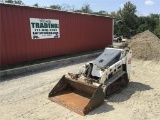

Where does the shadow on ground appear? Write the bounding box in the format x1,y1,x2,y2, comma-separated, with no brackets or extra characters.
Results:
88,81,152,115
107,81,152,102
88,102,114,115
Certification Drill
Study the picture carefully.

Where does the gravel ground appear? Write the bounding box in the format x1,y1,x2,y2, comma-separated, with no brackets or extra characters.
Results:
0,58,160,120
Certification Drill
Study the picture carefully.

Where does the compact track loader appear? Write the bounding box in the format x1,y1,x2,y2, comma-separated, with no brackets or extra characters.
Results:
49,47,132,115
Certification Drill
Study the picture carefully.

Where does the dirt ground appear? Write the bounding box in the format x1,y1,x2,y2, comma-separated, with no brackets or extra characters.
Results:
0,58,160,120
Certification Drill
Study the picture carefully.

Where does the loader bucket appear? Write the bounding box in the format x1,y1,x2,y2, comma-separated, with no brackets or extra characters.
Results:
48,75,104,115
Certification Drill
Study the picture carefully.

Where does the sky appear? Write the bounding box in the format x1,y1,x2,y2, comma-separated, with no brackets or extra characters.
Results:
13,0,160,16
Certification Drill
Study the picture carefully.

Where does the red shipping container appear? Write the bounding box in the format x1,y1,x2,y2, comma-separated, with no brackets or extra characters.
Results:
0,3,113,66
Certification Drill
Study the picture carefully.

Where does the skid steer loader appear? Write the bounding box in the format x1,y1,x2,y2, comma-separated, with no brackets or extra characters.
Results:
48,46,132,115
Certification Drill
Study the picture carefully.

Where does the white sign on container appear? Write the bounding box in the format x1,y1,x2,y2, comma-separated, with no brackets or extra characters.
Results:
30,18,60,39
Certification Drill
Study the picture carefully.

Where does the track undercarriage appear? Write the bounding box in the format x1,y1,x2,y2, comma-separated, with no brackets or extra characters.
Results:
104,72,129,98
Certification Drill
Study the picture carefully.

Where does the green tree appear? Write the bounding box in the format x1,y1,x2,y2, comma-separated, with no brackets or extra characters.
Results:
93,10,108,16
136,14,160,38
148,14,160,32
5,0,14,3
75,4,92,13
154,24,160,38
74,10,82,13
33,3,38,7
61,4,75,11
116,1,137,36
50,5,61,10
109,12,118,18
81,4,92,13
107,12,120,35
15,0,23,4
5,0,24,4
137,24,149,33
152,14,160,38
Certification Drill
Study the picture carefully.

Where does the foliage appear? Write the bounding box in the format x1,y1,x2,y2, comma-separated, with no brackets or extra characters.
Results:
5,0,24,4
93,10,108,16
49,5,61,10
33,3,38,7
137,24,149,33
136,14,160,38
61,4,75,11
75,4,92,13
107,1,159,38
81,4,92,13
153,23,160,38
114,1,138,37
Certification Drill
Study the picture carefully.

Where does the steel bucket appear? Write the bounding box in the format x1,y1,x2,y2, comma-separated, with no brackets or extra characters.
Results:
48,75,104,115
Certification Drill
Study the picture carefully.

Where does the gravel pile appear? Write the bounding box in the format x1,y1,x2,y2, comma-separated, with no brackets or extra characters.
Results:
128,30,160,60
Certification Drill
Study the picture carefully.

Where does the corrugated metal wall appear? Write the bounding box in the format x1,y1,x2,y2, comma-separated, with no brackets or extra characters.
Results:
0,4,113,66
